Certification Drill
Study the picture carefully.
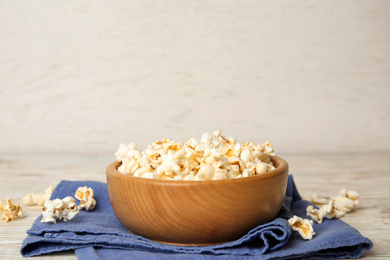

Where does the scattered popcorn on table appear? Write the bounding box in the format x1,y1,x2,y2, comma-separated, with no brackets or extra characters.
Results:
288,215,315,240
41,197,79,223
115,130,275,180
303,193,330,205
332,189,359,213
0,198,24,222
23,185,54,206
305,189,359,223
75,186,96,211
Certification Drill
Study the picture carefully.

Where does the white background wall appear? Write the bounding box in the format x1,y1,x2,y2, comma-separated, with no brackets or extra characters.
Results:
0,0,389,155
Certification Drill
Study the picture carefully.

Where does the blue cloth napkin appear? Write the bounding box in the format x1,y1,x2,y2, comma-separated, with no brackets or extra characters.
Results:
21,175,372,259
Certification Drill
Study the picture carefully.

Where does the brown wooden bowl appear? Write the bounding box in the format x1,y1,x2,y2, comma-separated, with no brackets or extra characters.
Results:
106,156,288,245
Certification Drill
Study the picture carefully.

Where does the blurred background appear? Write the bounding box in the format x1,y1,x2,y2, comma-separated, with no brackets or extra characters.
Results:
0,0,389,156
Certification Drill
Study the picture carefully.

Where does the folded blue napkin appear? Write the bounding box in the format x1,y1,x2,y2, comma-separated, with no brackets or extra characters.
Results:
21,175,372,259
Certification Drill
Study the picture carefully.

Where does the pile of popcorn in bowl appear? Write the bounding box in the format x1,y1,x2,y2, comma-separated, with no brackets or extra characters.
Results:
114,130,276,181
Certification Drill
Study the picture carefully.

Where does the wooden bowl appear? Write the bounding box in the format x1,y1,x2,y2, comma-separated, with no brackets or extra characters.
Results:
106,156,289,245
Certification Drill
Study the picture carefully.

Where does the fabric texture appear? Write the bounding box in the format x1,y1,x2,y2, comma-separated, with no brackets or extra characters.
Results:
21,175,372,259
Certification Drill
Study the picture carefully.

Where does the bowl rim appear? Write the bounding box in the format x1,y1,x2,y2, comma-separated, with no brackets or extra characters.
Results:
107,155,288,185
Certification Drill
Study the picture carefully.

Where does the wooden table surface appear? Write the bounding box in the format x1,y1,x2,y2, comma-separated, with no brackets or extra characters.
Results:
0,152,389,259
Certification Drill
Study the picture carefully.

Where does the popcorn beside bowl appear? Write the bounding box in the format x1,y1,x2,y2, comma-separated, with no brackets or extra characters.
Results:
106,155,288,245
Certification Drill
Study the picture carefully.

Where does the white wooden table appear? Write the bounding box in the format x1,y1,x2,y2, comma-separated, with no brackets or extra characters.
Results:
1,153,389,259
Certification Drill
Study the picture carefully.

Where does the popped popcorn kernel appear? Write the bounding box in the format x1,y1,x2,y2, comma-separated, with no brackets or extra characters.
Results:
23,185,54,206
332,189,359,213
305,189,359,223
306,205,325,224
75,186,96,211
115,130,275,181
1,198,24,222
201,132,213,145
306,199,345,224
288,215,315,240
303,193,329,206
41,197,79,223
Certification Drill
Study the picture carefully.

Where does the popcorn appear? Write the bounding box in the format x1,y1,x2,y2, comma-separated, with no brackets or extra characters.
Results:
305,189,359,223
198,164,215,180
115,143,137,162
115,130,275,181
288,215,315,240
75,186,96,211
201,132,213,145
23,185,54,206
306,200,345,224
41,197,79,223
332,189,359,213
303,193,329,205
1,198,24,222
